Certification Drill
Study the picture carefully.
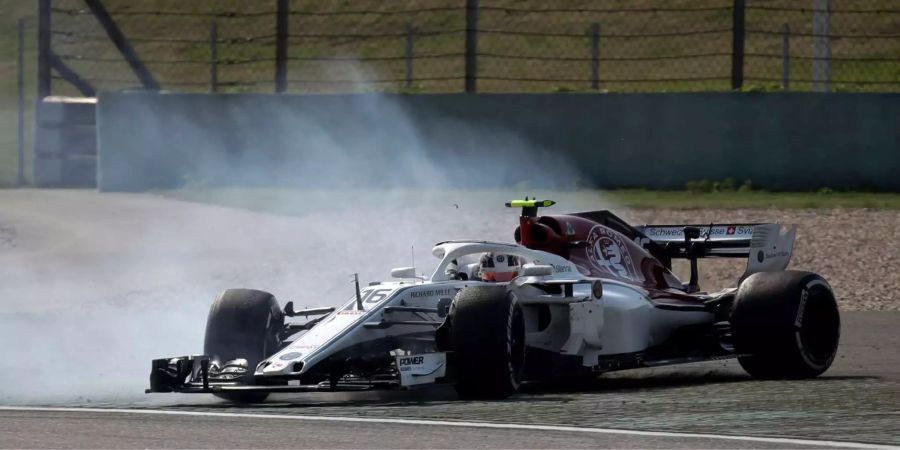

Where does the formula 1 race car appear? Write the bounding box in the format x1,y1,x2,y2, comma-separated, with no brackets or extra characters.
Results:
147,200,840,402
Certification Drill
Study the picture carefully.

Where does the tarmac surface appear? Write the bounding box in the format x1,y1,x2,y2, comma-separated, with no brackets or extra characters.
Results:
1,189,898,448
2,407,895,449
5,311,894,449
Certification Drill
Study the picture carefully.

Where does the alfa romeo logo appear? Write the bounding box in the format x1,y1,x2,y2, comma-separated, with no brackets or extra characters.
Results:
585,226,639,280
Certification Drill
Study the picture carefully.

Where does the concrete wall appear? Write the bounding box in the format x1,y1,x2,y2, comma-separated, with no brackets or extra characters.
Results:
34,97,97,187
97,92,899,191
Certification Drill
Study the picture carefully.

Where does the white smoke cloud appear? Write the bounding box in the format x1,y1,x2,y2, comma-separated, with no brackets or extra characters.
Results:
0,64,616,405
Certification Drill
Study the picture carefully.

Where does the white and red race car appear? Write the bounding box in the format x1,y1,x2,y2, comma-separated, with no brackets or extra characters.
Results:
148,200,840,402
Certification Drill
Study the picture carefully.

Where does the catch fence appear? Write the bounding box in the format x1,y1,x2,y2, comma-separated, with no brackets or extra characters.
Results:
40,0,900,96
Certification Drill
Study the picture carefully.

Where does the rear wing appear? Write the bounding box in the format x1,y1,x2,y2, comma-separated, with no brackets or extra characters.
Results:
634,223,797,278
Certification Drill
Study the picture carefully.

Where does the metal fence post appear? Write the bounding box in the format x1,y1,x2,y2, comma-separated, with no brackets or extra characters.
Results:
731,0,746,90
464,0,478,93
811,0,832,92
782,23,790,91
37,0,51,98
590,23,600,90
275,0,289,93
210,21,218,93
84,0,159,90
405,23,414,88
17,18,26,186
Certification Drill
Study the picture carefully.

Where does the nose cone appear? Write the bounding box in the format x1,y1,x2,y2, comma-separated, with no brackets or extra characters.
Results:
256,309,374,377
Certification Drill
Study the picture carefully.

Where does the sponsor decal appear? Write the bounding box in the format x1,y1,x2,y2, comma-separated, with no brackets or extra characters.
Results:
709,225,754,238
757,250,765,263
795,289,808,327
270,362,285,369
645,227,684,238
566,222,576,236
496,255,506,263
398,356,425,366
288,343,317,350
279,352,303,361
735,225,754,236
765,249,790,260
397,356,425,372
362,288,393,304
585,226,640,280
645,225,754,240
410,288,458,299
338,310,364,315
551,264,572,273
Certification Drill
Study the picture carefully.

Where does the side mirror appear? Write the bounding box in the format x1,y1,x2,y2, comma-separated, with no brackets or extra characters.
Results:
519,264,553,277
391,267,417,279
284,301,335,317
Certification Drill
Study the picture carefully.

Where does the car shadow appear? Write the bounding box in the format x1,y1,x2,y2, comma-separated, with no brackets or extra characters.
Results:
519,372,878,395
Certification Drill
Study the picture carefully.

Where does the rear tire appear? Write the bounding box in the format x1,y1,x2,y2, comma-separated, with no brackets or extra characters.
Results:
450,285,526,400
204,288,284,403
731,271,840,379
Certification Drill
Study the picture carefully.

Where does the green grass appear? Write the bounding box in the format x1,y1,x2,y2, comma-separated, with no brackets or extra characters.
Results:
160,188,900,215
4,0,899,96
0,0,36,187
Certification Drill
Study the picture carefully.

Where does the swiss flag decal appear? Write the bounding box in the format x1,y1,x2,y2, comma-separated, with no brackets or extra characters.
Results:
727,226,736,235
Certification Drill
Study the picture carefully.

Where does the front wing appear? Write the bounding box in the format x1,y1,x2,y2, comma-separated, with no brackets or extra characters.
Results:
147,353,447,395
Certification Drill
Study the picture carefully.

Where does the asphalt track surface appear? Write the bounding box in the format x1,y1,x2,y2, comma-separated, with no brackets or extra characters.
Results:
4,311,897,449
2,190,899,448
2,408,898,449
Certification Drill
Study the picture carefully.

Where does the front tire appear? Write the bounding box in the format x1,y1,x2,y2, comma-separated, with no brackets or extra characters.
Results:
731,271,840,379
204,288,284,403
450,285,526,400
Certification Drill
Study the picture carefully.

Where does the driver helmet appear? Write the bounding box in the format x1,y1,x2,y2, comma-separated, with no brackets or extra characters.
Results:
479,253,521,282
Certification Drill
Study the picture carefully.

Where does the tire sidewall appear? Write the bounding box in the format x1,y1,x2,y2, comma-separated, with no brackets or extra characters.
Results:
792,278,840,372
204,288,284,374
450,285,526,399
503,291,525,391
732,271,840,378
203,289,283,403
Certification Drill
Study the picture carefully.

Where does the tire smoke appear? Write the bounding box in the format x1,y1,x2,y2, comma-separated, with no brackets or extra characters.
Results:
0,77,615,404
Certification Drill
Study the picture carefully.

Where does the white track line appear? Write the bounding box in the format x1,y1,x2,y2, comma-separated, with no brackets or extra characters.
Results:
1,406,896,449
